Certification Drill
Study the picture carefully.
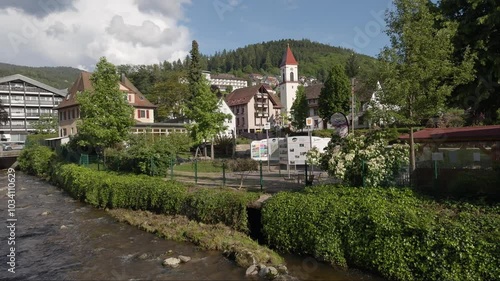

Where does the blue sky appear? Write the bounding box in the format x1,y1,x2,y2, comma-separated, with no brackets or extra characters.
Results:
184,0,393,57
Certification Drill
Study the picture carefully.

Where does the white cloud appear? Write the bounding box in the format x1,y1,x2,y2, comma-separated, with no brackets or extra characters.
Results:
0,0,191,69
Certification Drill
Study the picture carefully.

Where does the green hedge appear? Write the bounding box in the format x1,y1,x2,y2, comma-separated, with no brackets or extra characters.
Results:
18,144,56,178
20,145,257,232
262,186,500,281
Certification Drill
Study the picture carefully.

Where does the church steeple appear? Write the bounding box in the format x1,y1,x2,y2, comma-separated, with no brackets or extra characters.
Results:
280,44,298,67
279,44,299,114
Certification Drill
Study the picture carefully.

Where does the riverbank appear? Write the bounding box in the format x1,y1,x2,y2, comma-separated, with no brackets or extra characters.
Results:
108,209,283,268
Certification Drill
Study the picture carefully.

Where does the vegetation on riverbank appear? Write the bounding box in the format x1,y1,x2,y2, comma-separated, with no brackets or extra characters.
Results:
262,185,500,281
108,209,283,267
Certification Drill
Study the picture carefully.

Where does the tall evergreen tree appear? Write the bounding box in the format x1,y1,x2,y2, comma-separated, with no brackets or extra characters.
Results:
318,65,351,123
188,40,201,99
76,57,134,148
291,85,309,130
378,0,475,171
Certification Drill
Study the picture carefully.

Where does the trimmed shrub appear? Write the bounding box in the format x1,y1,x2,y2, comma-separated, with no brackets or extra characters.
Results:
21,146,258,233
18,144,56,178
184,189,259,232
262,186,500,281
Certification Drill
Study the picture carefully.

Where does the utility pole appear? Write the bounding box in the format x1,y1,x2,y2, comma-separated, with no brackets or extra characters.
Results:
351,77,355,134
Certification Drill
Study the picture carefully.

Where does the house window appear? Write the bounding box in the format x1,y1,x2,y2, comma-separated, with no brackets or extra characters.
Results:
242,107,244,114
290,72,295,82
63,128,67,136
71,109,75,119
137,109,149,119
71,127,74,135
63,111,67,120
236,118,240,126
236,107,240,114
242,117,245,126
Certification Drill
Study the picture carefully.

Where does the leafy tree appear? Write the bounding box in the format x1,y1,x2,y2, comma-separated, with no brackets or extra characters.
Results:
149,71,189,121
76,57,134,148
290,85,308,130
318,65,351,123
440,0,500,124
185,78,230,145
0,99,8,125
345,53,360,78
32,113,58,134
378,0,475,171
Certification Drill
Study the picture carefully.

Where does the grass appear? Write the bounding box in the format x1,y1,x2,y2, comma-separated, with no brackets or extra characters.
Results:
108,209,284,268
173,161,224,173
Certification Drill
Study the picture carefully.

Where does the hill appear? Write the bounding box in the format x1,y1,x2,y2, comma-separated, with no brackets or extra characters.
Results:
0,63,81,89
206,39,378,81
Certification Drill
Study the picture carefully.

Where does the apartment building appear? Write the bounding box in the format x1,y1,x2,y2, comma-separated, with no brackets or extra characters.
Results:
225,84,282,135
0,74,66,141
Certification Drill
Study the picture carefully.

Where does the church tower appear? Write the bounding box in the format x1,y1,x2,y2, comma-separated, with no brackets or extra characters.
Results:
279,44,299,115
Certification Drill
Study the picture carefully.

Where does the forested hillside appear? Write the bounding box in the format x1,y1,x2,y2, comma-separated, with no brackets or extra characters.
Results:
0,63,81,89
205,39,377,81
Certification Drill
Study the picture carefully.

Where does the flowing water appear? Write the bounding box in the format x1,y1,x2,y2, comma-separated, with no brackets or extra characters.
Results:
0,172,383,281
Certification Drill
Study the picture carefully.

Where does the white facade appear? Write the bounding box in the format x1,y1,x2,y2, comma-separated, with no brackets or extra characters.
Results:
218,98,236,138
279,56,299,115
0,74,66,141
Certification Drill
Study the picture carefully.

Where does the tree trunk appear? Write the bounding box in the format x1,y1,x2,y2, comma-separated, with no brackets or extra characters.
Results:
211,141,214,160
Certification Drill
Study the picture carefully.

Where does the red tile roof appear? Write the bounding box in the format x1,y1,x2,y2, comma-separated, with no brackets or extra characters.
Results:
225,84,282,108
55,71,156,110
280,45,298,67
399,125,500,143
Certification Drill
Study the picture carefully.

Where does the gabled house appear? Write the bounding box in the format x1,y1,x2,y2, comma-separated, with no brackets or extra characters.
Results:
305,83,324,128
55,71,157,137
225,84,282,135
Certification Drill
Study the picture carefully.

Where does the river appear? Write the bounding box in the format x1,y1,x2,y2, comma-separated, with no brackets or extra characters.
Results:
0,172,383,281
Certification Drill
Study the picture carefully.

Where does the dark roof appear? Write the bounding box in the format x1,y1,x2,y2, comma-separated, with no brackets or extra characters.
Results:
280,45,298,67
55,71,156,110
225,84,282,108
399,125,500,143
0,74,67,97
305,83,323,100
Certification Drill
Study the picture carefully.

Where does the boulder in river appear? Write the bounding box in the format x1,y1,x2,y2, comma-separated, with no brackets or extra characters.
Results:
41,211,50,216
178,255,191,263
245,264,259,276
163,257,181,268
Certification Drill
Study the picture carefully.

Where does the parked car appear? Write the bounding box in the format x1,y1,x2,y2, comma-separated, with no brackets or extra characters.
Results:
10,142,25,150
1,143,12,151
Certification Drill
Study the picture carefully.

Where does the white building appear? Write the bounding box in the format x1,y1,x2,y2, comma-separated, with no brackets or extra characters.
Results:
218,98,236,138
203,72,248,92
279,45,300,115
0,74,66,141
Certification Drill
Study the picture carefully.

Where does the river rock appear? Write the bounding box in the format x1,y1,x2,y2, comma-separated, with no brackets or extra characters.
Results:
259,266,270,278
138,253,151,260
245,265,259,276
178,255,191,263
60,225,68,230
41,211,50,216
274,275,300,281
162,257,181,268
266,267,279,280
277,265,289,275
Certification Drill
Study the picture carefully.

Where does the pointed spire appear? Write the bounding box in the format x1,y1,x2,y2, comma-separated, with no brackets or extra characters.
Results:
280,44,298,67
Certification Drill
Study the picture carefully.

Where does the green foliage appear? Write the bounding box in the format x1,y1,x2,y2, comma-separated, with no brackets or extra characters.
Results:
174,160,224,173
184,189,259,232
18,144,55,178
318,64,351,121
0,62,80,89
440,0,500,124
149,71,189,121
426,108,466,128
105,133,192,176
228,158,258,188
378,0,475,126
185,78,230,144
31,113,58,134
262,187,500,281
188,40,202,100
321,130,409,187
76,57,135,148
290,85,308,130
21,145,257,232
25,133,58,147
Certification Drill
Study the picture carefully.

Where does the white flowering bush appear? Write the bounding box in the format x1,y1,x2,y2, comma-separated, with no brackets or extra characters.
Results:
321,130,409,187
306,147,321,166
